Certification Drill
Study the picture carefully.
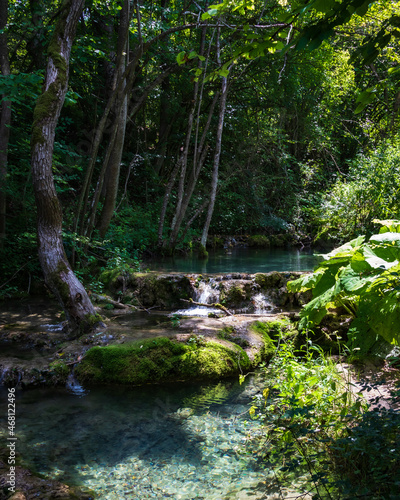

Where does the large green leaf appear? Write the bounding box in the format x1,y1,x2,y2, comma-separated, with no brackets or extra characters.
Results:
287,268,326,293
369,233,400,244
335,267,378,294
298,286,336,329
373,219,400,233
361,245,399,270
294,232,400,345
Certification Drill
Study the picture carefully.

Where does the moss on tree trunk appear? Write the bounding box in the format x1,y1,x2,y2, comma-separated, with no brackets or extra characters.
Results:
30,0,99,335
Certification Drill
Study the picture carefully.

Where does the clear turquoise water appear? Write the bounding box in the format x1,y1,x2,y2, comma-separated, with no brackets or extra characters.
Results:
144,247,321,274
0,250,318,499
0,375,286,499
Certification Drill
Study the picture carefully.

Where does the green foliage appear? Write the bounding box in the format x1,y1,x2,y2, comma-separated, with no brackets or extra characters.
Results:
105,205,158,253
330,403,400,498
249,335,400,499
288,222,400,351
314,140,400,244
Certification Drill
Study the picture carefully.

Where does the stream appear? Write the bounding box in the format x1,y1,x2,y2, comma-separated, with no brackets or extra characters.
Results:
0,248,319,499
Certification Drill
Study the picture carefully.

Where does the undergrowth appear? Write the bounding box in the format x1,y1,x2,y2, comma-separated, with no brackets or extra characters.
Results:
249,335,400,499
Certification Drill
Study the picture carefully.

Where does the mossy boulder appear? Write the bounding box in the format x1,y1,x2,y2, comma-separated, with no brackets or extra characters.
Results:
247,235,270,247
130,274,192,308
218,279,254,310
75,336,251,385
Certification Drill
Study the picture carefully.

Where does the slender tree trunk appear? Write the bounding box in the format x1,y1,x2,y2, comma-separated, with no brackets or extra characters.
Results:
166,26,208,249
167,91,218,248
0,0,11,249
201,28,229,248
157,158,181,247
97,99,127,237
30,0,99,334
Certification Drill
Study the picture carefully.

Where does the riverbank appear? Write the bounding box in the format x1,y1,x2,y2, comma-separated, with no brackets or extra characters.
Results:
0,271,308,388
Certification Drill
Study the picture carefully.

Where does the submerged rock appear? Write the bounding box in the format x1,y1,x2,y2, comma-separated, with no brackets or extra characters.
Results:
0,448,94,500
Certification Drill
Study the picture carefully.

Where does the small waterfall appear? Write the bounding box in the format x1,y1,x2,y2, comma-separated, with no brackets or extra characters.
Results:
66,368,87,396
194,279,220,304
173,279,222,317
43,323,64,332
251,293,274,314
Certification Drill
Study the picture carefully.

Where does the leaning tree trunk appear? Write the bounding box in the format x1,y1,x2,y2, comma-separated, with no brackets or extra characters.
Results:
31,0,99,334
0,0,11,249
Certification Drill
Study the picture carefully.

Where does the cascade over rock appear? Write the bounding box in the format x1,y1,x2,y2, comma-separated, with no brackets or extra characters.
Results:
100,270,311,314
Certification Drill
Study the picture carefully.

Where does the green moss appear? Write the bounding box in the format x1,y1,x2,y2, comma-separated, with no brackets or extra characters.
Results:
218,326,235,339
225,285,246,305
251,318,294,339
251,318,297,362
49,361,69,382
75,336,251,385
198,244,209,259
254,272,283,289
247,235,270,247
218,327,250,348
99,267,125,288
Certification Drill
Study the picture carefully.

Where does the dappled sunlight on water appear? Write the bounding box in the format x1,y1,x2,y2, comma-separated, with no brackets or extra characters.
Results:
0,376,289,499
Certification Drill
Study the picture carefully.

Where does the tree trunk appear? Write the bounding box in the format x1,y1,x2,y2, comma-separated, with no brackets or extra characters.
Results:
30,0,99,334
0,0,11,249
201,28,229,248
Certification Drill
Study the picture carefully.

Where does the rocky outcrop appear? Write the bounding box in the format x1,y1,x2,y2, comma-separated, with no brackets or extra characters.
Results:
99,270,311,314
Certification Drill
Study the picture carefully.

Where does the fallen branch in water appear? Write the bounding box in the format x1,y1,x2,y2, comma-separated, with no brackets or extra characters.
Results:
91,293,137,310
180,298,233,316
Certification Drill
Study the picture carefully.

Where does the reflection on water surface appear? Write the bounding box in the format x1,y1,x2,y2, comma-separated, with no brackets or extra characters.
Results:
144,247,321,274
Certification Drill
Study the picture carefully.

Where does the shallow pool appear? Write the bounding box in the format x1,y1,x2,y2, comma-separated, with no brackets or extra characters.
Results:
0,374,286,499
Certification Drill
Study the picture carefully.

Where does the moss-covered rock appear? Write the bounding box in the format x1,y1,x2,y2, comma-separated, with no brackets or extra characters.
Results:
247,235,270,247
75,336,251,385
250,317,298,363
100,272,193,309
48,361,69,383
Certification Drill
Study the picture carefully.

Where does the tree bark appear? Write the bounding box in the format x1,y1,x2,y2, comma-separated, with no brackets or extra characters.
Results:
30,0,99,334
201,27,229,248
96,0,130,238
0,0,11,249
